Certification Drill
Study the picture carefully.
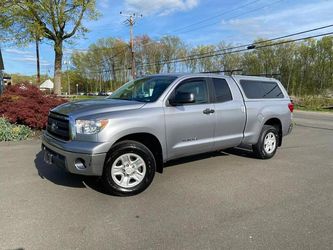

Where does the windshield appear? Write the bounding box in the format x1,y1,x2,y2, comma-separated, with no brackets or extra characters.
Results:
109,76,177,102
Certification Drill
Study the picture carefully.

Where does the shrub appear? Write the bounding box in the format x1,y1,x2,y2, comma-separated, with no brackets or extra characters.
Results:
293,96,333,111
0,117,32,141
0,84,67,129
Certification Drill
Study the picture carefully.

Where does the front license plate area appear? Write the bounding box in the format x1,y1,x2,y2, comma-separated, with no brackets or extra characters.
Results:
44,149,54,165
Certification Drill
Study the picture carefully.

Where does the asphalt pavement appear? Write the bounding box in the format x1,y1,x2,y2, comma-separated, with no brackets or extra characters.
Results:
0,111,332,250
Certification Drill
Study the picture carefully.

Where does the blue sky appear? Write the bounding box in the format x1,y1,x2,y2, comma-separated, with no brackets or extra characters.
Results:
1,0,333,76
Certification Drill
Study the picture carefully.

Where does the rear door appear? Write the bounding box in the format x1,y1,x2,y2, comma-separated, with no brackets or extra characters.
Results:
210,77,246,149
164,77,215,160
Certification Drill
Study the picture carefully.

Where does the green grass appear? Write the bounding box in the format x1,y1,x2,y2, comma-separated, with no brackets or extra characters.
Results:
65,95,102,101
293,96,333,112
295,106,333,112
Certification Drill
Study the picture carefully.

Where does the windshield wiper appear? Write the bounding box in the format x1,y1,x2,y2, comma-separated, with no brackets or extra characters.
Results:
132,98,147,103
109,97,130,101
110,97,147,103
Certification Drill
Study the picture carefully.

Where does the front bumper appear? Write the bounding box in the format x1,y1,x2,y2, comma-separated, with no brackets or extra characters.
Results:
42,132,111,176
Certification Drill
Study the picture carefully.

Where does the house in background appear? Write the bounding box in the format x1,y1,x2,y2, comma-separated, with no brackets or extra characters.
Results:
0,48,4,95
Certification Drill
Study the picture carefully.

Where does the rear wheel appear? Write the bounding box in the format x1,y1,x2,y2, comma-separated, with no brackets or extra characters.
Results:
102,140,156,196
253,125,279,159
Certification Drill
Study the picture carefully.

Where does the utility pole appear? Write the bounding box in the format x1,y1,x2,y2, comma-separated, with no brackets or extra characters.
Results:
64,59,71,95
120,12,143,80
35,36,41,85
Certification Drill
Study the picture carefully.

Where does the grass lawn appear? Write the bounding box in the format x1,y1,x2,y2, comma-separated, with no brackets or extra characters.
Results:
65,95,103,101
293,96,333,112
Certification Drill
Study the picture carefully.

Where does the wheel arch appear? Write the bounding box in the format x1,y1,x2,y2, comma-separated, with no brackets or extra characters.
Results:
264,117,282,146
109,132,164,173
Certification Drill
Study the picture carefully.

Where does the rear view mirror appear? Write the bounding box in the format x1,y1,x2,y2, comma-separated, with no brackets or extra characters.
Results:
169,92,195,106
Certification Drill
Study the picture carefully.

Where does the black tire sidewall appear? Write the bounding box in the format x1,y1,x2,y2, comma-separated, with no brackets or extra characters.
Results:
102,141,156,196
254,125,279,159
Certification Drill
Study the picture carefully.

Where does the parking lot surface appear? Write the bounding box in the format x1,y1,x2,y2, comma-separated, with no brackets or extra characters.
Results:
1,111,332,250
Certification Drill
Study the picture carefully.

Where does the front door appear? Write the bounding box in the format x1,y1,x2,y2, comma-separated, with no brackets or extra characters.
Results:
164,78,215,160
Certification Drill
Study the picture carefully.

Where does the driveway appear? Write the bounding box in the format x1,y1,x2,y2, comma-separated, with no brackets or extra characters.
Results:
0,111,332,250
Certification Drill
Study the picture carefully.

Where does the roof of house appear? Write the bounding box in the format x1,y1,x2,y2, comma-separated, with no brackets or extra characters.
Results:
0,49,4,70
40,79,54,89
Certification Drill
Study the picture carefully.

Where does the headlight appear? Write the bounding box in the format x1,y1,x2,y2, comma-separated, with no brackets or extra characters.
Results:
75,119,109,134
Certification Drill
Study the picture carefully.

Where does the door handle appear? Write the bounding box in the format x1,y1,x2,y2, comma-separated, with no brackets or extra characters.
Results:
203,108,215,115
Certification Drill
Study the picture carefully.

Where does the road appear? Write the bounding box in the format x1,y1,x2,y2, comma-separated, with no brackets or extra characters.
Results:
0,111,332,250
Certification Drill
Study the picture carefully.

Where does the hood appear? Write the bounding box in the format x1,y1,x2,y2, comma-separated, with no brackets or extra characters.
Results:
52,98,146,117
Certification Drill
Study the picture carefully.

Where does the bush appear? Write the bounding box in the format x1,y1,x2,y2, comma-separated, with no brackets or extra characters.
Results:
0,84,67,129
0,117,32,141
293,96,333,111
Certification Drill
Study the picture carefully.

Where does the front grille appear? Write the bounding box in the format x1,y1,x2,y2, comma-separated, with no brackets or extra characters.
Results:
47,112,70,141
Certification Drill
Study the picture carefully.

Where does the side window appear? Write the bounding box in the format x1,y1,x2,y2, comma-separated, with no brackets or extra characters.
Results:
174,78,208,104
261,81,284,98
240,80,284,99
212,78,233,102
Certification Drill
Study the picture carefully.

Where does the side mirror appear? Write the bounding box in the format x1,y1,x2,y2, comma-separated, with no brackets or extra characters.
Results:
169,92,195,106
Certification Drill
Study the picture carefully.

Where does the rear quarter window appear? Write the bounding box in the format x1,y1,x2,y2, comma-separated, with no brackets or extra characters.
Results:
212,78,233,103
240,80,284,99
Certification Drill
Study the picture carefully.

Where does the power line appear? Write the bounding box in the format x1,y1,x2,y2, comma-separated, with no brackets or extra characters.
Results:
148,24,333,64
113,0,283,51
109,0,268,51
66,0,281,60
89,30,333,75
136,31,333,69
84,1,261,39
67,43,131,71
76,13,143,77
170,0,263,33
71,24,333,74
175,0,284,35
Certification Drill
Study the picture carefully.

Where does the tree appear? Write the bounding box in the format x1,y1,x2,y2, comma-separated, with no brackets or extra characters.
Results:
160,36,186,72
135,35,164,75
71,38,130,91
0,0,99,94
67,33,333,97
0,3,45,84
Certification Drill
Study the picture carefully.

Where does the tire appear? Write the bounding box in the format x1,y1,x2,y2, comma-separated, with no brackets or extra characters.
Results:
252,125,279,159
102,140,156,196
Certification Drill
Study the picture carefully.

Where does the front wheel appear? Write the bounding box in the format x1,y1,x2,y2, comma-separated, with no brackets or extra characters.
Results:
102,140,156,196
252,125,279,159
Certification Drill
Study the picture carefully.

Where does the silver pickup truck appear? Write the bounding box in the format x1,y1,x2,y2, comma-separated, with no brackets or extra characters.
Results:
42,74,293,195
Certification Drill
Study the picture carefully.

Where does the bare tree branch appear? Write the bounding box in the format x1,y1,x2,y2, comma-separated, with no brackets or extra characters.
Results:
63,3,87,39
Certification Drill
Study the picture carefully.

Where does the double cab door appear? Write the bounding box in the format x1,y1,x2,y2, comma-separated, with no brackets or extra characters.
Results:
164,77,246,160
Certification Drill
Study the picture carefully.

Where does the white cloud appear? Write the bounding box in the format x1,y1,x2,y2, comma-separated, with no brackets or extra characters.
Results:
4,48,33,56
98,0,110,9
64,48,88,54
124,0,199,16
11,55,50,66
221,0,333,42
63,48,73,54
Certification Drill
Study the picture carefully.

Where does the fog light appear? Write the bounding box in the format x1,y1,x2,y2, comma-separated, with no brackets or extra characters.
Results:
75,158,86,170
